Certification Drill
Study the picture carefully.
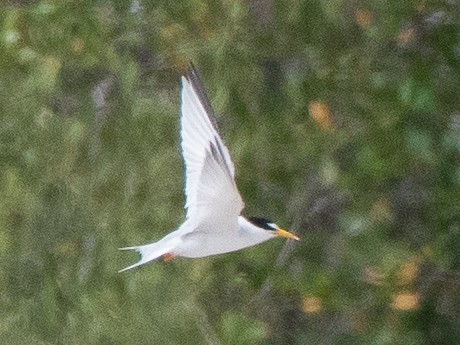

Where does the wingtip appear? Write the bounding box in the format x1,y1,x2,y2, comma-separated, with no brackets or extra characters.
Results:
186,61,197,76
181,61,196,81
118,247,140,272
181,64,219,131
118,246,136,251
118,265,136,273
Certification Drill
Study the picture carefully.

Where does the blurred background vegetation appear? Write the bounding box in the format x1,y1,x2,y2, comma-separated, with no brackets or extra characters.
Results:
1,0,460,344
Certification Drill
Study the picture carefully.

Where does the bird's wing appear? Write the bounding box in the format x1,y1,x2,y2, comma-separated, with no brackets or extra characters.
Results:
180,65,244,222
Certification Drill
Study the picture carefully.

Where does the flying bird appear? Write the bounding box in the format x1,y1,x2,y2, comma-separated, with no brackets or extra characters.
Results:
119,65,299,272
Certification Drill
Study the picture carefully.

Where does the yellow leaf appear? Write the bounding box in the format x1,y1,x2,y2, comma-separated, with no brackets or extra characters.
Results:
397,27,416,47
398,260,419,285
308,101,333,131
355,9,373,29
391,292,419,311
301,296,322,314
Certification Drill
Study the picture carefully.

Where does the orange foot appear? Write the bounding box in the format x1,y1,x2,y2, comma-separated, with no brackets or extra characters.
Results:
163,253,176,262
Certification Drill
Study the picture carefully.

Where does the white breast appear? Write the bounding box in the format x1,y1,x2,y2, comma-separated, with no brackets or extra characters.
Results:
176,216,274,258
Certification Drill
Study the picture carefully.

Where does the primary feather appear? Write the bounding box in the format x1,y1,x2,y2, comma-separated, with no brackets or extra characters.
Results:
180,70,242,220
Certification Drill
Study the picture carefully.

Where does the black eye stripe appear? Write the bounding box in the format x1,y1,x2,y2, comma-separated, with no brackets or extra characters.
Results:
247,217,275,230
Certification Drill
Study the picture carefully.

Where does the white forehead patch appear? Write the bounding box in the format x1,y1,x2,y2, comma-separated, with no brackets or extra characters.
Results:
268,223,279,229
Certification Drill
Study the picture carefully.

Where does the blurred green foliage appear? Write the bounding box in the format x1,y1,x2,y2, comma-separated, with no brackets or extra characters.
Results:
1,0,460,344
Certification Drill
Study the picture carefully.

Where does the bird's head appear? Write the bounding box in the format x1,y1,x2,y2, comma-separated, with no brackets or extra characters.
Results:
247,217,300,241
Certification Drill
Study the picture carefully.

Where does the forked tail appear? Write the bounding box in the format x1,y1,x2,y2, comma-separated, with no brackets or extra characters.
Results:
118,240,176,272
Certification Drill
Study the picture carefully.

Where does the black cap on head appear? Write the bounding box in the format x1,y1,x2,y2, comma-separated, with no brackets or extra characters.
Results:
247,217,276,230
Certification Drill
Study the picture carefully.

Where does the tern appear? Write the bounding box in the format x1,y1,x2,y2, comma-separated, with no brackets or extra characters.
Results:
119,65,299,272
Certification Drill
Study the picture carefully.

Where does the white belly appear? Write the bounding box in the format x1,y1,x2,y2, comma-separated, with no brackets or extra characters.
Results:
176,230,269,258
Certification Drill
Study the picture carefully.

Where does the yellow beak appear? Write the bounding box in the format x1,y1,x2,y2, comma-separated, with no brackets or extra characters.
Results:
275,229,300,241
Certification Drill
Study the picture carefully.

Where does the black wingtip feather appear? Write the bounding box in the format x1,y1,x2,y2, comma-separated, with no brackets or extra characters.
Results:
184,63,220,133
